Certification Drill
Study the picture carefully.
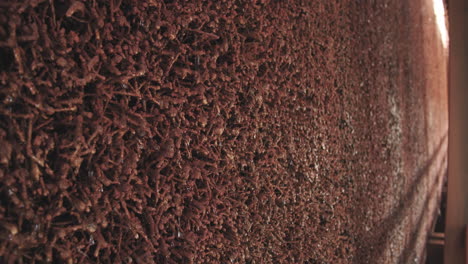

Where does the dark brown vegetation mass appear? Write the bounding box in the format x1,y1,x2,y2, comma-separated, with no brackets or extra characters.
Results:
0,0,443,263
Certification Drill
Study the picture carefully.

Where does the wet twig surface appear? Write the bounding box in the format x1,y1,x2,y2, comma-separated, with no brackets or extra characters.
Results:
0,0,441,263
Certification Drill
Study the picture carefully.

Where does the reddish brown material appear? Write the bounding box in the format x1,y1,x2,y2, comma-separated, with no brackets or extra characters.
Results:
446,0,468,262
0,0,447,263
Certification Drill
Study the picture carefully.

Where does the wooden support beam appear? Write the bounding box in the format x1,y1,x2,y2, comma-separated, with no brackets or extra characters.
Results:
445,0,468,263
427,232,444,264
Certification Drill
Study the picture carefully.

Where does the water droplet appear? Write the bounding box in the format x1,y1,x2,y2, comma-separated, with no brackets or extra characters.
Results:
89,235,95,245
5,96,13,103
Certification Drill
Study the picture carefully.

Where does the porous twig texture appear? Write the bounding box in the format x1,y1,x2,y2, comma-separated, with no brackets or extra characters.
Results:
0,0,448,263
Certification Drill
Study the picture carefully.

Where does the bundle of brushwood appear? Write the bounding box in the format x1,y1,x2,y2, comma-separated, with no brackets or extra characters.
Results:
0,0,402,263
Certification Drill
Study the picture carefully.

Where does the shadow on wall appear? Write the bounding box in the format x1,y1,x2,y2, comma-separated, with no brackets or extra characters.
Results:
355,134,447,263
